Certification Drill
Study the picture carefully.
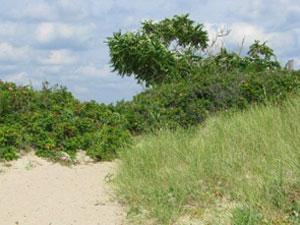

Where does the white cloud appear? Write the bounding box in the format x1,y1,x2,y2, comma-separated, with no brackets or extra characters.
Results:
36,23,72,43
267,32,295,55
203,23,268,53
226,23,300,57
9,2,54,21
40,49,77,65
35,22,97,49
5,72,29,83
75,64,111,78
227,23,266,46
59,64,112,82
73,85,88,94
3,71,40,87
35,23,55,43
0,42,29,62
201,21,300,62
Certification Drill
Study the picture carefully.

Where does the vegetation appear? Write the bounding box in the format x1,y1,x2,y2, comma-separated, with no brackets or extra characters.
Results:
108,16,300,223
1,14,292,162
107,14,209,86
115,96,300,224
0,81,130,161
1,13,300,224
115,70,300,134
107,14,280,86
109,14,290,135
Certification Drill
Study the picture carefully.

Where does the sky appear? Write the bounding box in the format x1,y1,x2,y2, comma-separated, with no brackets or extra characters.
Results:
0,0,299,103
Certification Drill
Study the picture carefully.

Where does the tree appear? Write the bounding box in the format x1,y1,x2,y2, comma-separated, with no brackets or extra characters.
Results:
106,14,209,86
247,40,280,70
107,15,281,86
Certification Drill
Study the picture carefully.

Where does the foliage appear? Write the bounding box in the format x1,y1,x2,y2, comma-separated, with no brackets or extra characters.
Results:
198,41,280,76
115,96,300,224
107,14,280,86
0,81,131,161
116,70,300,134
107,14,209,86
0,125,21,161
87,125,131,161
0,14,296,165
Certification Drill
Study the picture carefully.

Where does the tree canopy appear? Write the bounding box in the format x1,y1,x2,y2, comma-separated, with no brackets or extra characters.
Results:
107,14,280,86
107,14,209,86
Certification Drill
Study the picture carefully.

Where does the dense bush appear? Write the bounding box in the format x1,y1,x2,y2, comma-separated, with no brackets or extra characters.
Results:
116,70,300,134
0,81,130,161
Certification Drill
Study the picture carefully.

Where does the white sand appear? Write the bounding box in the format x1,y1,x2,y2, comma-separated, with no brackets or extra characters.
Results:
0,152,125,225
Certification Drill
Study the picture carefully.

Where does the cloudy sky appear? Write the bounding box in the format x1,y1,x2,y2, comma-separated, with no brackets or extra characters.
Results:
0,0,299,103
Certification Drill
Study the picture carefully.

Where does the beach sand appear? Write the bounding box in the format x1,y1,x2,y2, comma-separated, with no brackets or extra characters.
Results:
0,152,124,225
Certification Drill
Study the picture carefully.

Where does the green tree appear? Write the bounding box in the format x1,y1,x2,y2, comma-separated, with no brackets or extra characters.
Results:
247,40,281,70
107,15,281,87
106,14,209,86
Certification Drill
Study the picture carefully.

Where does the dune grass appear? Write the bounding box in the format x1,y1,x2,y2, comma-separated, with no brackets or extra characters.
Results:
114,97,300,224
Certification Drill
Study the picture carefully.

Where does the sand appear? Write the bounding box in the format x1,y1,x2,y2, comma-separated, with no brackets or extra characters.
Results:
0,152,125,225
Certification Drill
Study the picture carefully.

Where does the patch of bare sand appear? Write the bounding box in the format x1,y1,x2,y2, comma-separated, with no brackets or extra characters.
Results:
0,151,125,225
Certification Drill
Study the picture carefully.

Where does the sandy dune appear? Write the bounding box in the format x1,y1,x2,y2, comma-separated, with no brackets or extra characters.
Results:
0,152,125,225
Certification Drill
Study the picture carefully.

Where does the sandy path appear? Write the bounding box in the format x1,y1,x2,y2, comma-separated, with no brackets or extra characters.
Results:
0,152,125,225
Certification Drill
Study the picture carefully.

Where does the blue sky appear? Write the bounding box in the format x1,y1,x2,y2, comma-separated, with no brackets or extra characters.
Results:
0,0,299,103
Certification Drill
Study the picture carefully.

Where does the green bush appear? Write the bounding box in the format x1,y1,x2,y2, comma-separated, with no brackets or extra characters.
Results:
116,70,300,133
87,125,131,161
0,81,131,161
0,125,22,161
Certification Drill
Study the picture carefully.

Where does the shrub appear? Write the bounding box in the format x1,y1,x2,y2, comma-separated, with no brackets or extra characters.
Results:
87,125,131,161
116,70,300,133
0,125,22,161
0,81,131,161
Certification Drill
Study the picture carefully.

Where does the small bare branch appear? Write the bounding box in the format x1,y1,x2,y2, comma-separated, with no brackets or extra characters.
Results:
238,36,245,56
204,26,231,56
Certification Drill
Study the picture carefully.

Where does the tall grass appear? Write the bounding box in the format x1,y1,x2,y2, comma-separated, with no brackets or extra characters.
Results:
115,97,300,224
